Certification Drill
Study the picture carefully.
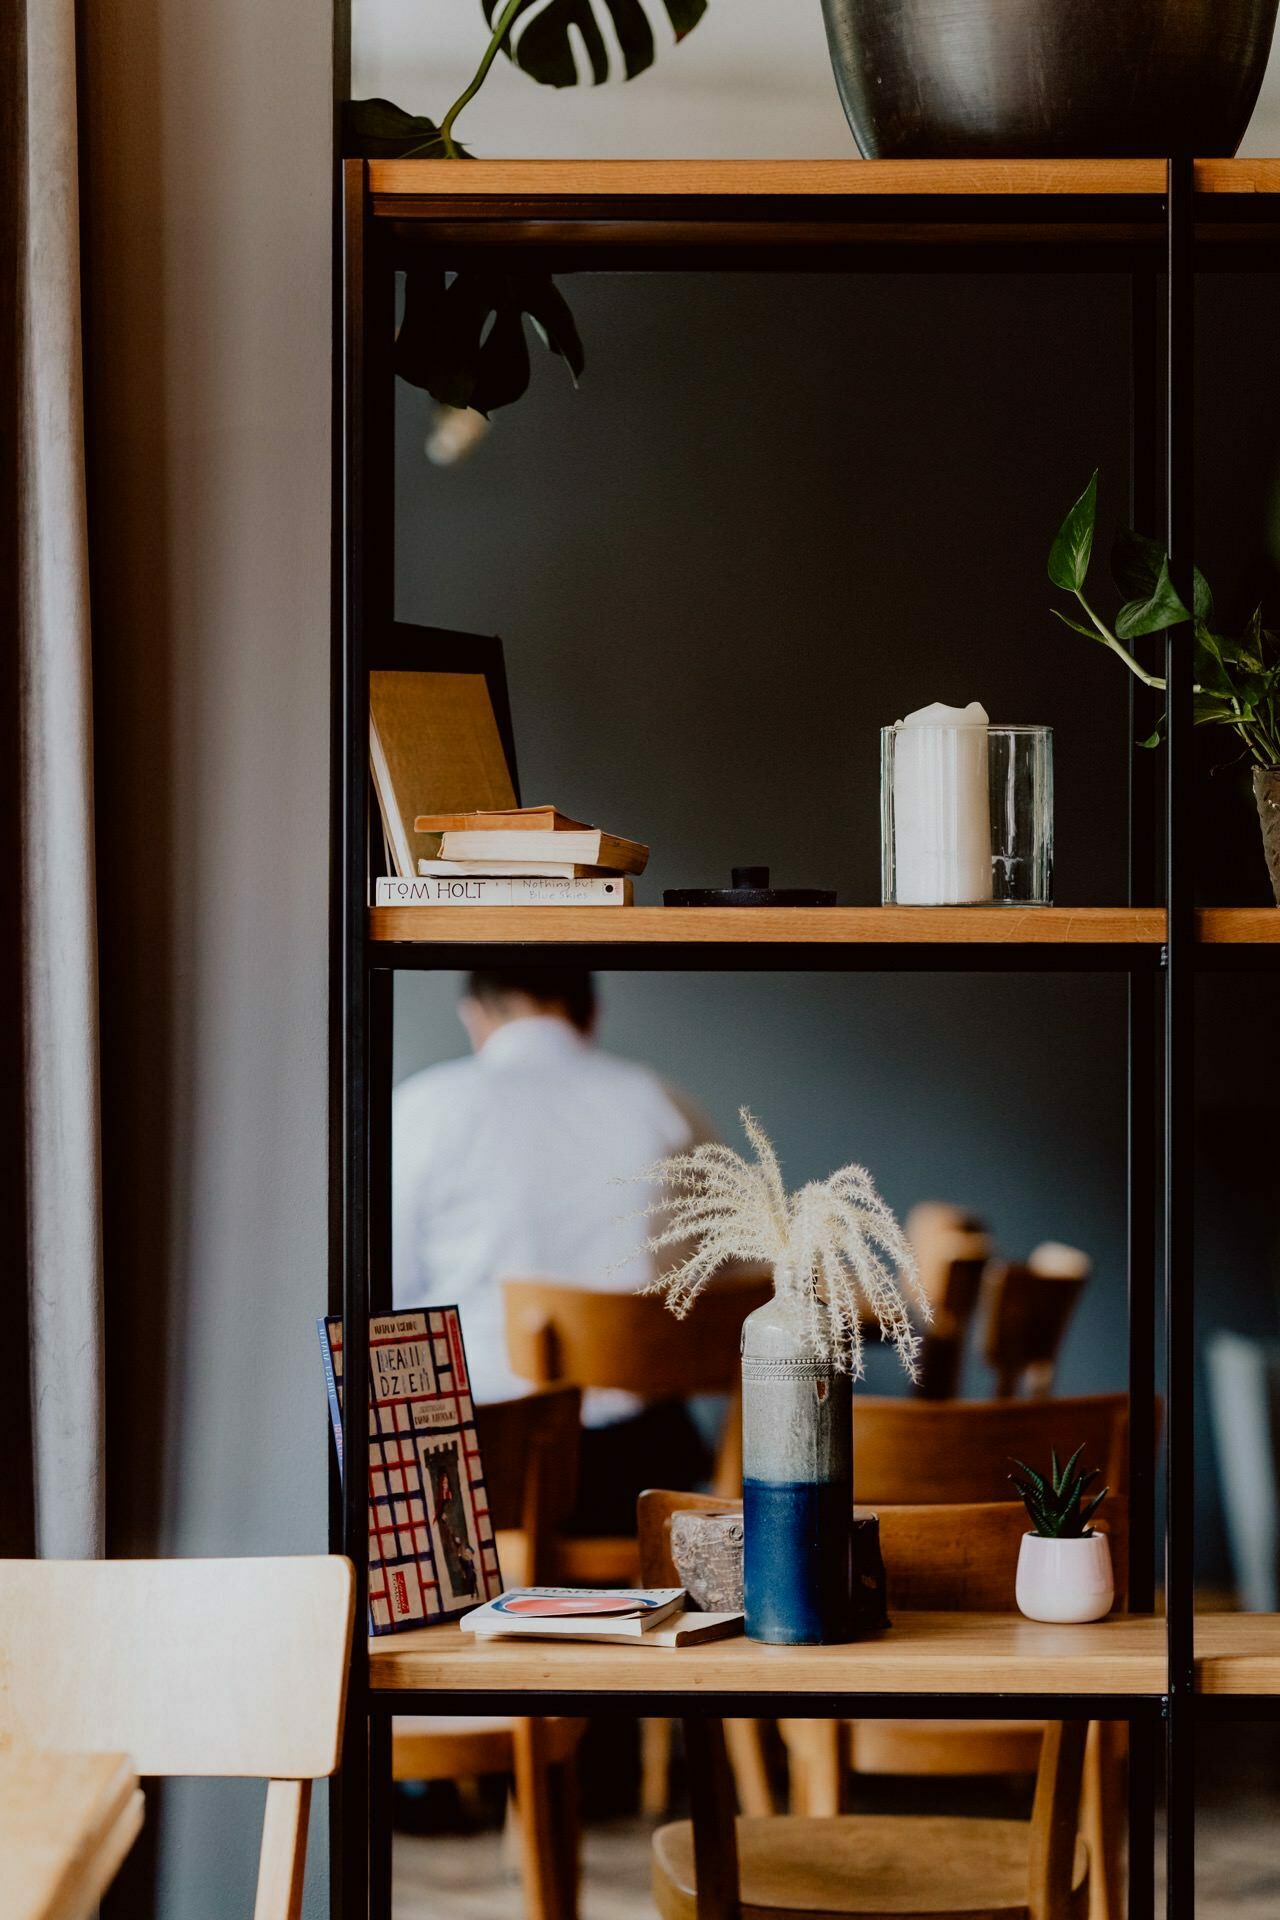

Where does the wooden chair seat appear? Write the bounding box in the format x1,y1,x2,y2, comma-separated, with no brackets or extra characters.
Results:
652,1814,1089,1920
391,1715,585,1780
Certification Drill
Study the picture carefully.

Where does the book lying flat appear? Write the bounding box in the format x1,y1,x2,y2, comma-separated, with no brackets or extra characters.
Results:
416,859,625,879
413,805,590,834
378,876,632,906
462,1587,686,1639
439,829,649,875
464,1609,745,1648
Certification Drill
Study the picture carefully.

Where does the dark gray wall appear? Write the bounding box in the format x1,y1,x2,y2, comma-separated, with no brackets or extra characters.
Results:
394,270,1280,1579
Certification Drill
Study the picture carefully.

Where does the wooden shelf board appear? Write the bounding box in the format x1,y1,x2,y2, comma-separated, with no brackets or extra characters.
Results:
369,1613,1165,1698
368,905,1277,947
1197,1613,1280,1694
367,157,1280,206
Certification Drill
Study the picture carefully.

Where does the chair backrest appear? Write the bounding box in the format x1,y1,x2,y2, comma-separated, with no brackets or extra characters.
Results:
914,1227,992,1401
853,1391,1129,1507
0,1554,352,1775
982,1242,1091,1398
636,1488,1128,1610
474,1383,582,1582
0,1555,354,1920
503,1273,774,1397
905,1201,988,1312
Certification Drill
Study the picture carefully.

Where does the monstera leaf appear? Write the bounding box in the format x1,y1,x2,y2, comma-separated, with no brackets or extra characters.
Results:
482,0,708,86
344,98,464,159
396,268,584,416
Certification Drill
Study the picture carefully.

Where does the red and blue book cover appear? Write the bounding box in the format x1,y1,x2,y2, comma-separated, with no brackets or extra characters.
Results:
319,1308,504,1634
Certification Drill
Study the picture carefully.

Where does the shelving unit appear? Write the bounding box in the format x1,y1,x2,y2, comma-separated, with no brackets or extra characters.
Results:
335,154,1280,1920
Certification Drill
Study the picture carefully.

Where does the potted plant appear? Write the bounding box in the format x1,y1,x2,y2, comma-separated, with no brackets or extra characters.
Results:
640,1109,927,1644
1048,471,1280,905
1010,1445,1113,1624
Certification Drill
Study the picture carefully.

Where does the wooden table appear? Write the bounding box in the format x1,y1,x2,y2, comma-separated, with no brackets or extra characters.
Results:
370,1612,1169,1705
4,1750,144,1920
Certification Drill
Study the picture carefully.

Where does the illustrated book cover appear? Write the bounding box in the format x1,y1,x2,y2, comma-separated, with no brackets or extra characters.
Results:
460,1587,686,1639
318,1308,504,1634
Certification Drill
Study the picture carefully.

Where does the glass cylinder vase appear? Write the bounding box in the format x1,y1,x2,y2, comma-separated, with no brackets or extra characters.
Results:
880,723,1054,905
741,1287,854,1645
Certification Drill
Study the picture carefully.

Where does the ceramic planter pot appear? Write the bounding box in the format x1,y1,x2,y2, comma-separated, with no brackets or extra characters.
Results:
741,1290,854,1645
1254,768,1280,906
819,0,1280,159
1016,1531,1114,1624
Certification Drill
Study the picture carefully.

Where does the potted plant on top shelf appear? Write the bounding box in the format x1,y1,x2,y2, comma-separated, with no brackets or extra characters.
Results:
1010,1444,1114,1623
1048,470,1280,905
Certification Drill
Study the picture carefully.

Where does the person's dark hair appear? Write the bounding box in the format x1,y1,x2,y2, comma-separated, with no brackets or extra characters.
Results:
466,966,596,1034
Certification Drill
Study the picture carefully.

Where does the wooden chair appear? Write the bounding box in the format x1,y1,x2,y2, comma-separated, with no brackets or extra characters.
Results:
504,1274,776,1819
393,1383,586,1920
912,1227,992,1402
982,1243,1092,1399
641,1497,1094,1920
504,1274,775,1581
0,1554,353,1920
781,1393,1131,1920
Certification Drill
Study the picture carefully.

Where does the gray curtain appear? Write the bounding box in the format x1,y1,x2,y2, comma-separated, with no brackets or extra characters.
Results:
13,0,105,1559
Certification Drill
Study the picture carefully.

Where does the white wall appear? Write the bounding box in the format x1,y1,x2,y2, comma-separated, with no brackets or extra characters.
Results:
353,0,1280,159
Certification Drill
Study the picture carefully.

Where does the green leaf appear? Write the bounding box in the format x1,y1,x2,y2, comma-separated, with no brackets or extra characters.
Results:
1115,556,1190,639
1112,526,1212,622
1055,1442,1086,1496
344,98,462,158
1048,471,1098,593
1010,1459,1047,1503
470,308,532,415
1080,1486,1109,1530
1137,721,1165,749
484,0,709,87
395,267,585,414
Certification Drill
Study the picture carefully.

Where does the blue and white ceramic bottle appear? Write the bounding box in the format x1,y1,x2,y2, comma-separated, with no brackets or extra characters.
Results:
741,1282,854,1644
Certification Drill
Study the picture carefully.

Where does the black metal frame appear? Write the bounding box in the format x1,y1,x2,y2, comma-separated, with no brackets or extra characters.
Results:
333,155,1272,1920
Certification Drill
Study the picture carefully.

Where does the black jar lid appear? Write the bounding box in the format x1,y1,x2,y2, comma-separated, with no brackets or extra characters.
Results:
664,866,837,907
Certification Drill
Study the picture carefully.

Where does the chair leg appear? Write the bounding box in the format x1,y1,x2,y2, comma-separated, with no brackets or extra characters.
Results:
550,1754,581,1920
641,1717,674,1817
779,1719,842,1817
511,1719,567,1920
724,1720,774,1818
1082,1720,1127,1920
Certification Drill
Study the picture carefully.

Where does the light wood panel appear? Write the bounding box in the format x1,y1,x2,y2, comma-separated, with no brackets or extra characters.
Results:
370,905,1163,945
4,1750,143,1920
370,905,1277,945
0,1556,354,1778
370,1613,1164,1697
367,158,1280,203
1197,1613,1280,1693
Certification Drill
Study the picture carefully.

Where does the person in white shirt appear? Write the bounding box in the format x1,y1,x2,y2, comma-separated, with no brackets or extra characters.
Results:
392,966,713,1532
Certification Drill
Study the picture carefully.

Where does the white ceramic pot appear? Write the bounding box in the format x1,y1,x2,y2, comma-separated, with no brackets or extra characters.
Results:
1015,1531,1114,1623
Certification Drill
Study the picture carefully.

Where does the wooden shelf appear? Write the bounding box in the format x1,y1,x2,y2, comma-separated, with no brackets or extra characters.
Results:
1197,1614,1280,1695
369,1613,1165,1699
368,905,1276,947
368,157,1280,207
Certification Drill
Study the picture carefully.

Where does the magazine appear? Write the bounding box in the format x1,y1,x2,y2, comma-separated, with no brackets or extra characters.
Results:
318,1308,504,1635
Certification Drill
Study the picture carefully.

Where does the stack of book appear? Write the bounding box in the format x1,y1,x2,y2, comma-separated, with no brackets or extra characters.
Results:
374,806,647,908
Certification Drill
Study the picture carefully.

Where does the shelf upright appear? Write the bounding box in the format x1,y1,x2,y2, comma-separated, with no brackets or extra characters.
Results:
1163,150,1197,1920
335,155,1280,1920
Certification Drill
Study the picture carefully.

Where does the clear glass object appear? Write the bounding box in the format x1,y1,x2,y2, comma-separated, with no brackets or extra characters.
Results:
880,724,1053,906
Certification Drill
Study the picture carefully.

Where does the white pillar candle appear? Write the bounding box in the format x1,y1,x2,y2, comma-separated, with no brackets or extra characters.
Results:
892,701,993,905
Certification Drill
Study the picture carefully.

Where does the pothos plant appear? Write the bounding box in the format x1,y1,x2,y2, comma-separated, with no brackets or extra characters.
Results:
1049,471,1280,901
347,0,709,417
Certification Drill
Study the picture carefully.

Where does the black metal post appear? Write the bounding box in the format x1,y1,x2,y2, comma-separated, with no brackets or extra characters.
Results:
1125,266,1162,1920
1163,150,1197,1920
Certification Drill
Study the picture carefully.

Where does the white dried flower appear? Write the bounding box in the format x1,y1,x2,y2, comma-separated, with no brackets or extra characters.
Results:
638,1108,928,1381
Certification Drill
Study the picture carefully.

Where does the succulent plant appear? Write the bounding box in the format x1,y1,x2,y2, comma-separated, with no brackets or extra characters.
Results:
1009,1445,1108,1539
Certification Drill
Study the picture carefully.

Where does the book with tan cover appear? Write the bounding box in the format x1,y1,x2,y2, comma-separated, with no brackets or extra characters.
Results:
439,828,649,875
412,805,589,834
369,671,516,878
